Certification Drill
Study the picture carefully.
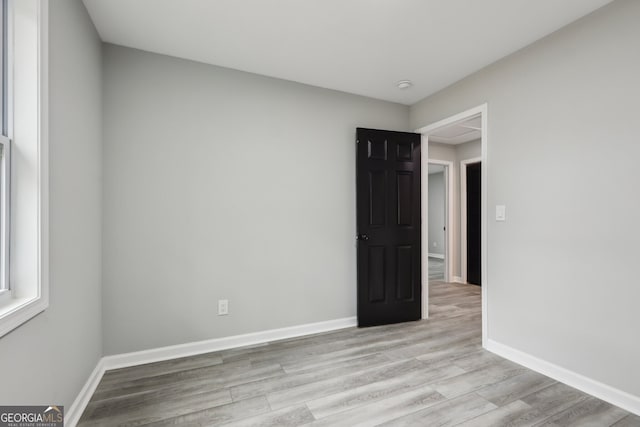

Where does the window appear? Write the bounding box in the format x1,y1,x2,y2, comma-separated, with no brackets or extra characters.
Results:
0,0,49,337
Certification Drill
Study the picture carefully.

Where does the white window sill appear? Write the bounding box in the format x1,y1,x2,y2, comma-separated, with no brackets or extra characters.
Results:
0,295,48,337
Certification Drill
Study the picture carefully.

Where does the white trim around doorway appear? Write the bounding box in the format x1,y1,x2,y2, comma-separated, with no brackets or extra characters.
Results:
416,103,488,347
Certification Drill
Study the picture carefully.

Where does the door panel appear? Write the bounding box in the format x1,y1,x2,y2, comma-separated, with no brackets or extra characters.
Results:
369,171,387,227
396,141,414,161
368,246,386,303
397,172,414,226
368,139,387,160
395,245,414,301
357,128,421,327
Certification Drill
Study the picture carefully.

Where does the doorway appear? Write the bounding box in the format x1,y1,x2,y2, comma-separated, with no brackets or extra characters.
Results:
461,158,482,285
427,164,446,281
426,160,453,284
416,104,488,345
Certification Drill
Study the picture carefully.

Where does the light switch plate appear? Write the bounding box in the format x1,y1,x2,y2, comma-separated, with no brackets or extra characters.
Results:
218,299,229,315
496,205,506,221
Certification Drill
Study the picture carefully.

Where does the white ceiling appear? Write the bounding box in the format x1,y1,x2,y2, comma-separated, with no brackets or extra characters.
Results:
429,116,481,145
83,0,613,105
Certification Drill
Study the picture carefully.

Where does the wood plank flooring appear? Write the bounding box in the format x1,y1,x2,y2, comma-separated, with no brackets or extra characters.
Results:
428,257,445,281
78,281,640,426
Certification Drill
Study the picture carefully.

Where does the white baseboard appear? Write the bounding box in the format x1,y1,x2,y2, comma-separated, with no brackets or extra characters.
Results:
66,359,106,427
486,339,640,416
452,276,464,283
65,316,357,426
102,316,357,371
428,253,445,260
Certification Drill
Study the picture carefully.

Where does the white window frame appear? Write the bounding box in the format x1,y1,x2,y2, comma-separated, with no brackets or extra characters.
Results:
0,0,49,338
0,0,11,305
0,134,10,301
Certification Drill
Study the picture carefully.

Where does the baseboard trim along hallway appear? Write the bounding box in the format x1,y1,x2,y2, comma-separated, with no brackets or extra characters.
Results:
486,339,640,417
66,316,357,426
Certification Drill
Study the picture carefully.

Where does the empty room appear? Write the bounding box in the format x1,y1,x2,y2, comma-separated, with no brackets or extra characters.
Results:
0,0,639,426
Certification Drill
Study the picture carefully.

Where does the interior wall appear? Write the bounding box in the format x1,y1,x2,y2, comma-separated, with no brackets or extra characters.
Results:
428,139,480,279
427,171,445,256
412,0,640,397
456,139,482,164
102,44,410,355
0,0,102,407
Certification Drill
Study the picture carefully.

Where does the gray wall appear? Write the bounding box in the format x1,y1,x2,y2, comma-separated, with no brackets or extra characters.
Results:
427,171,445,256
0,0,102,407
456,139,481,164
413,0,640,396
428,139,480,278
102,44,409,355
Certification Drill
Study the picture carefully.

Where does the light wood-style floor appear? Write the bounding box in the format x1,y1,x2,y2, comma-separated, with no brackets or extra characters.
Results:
78,281,639,426
428,257,445,281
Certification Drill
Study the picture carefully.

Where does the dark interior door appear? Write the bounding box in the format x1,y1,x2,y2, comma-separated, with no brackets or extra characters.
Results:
467,162,481,286
356,128,421,327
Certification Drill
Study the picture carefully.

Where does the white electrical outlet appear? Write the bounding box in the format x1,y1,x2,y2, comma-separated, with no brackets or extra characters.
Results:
218,299,229,316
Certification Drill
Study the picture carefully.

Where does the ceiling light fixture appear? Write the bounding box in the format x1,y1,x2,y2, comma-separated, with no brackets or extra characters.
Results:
396,80,413,89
